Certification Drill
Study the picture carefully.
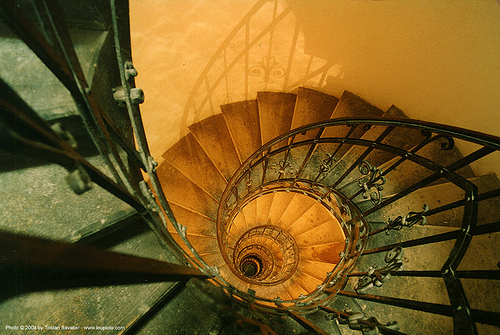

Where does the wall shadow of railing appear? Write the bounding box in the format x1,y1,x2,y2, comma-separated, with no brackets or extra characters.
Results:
179,0,337,138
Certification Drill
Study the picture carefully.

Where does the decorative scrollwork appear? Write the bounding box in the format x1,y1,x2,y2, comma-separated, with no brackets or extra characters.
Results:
384,204,430,234
249,56,285,84
319,153,337,174
335,309,399,334
427,134,455,151
357,161,386,205
268,160,297,175
418,131,455,151
355,247,404,293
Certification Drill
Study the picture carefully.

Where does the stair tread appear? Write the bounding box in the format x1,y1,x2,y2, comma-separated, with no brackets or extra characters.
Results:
321,91,385,159
0,158,132,242
286,202,336,235
299,243,344,264
157,161,218,219
294,219,345,245
170,232,219,256
221,100,261,162
291,87,339,141
366,139,476,198
168,203,217,238
199,253,226,268
218,266,250,292
279,195,319,231
337,105,418,169
162,133,227,200
189,114,241,182
241,199,258,229
229,212,247,240
281,277,304,300
134,280,222,335
258,91,296,147
266,192,297,226
299,260,336,281
332,91,384,119
292,269,323,293
255,193,275,226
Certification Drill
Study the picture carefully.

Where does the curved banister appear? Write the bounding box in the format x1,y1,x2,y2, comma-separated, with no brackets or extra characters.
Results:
213,116,500,333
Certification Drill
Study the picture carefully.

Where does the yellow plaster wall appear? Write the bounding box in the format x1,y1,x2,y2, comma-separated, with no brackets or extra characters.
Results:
130,0,500,173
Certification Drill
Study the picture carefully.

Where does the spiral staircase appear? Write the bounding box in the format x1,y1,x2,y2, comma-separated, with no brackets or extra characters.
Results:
1,1,500,335
157,87,500,334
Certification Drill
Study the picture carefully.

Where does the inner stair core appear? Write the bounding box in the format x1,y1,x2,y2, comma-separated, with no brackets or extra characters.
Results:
223,191,346,297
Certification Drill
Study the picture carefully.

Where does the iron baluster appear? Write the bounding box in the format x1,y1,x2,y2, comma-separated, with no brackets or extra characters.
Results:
325,126,394,199
293,126,325,183
354,247,404,293
348,132,456,202
314,124,359,184
369,204,430,236
320,306,403,335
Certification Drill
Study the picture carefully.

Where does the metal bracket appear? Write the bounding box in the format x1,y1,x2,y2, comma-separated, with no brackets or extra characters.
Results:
113,86,144,106
66,165,92,194
51,122,77,149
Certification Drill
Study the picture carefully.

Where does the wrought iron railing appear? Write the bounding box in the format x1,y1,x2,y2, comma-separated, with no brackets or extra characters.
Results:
215,117,500,333
2,1,499,334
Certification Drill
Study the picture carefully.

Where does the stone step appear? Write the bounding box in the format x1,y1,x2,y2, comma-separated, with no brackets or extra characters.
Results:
299,260,336,281
198,252,226,269
168,203,217,238
331,137,478,209
169,231,219,256
337,105,421,174
279,193,320,227
134,280,221,335
294,219,345,246
162,132,227,200
299,242,344,264
189,113,241,182
218,265,251,293
265,192,297,226
241,199,257,230
0,224,184,333
228,212,248,240
293,268,323,293
221,100,261,163
281,276,306,299
255,193,275,226
300,309,342,335
156,161,219,219
249,283,291,301
291,87,339,142
0,157,132,241
321,91,385,158
257,91,296,147
286,202,337,236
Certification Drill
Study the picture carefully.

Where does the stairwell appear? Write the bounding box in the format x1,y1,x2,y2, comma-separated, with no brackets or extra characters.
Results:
1,1,499,335
157,87,500,334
